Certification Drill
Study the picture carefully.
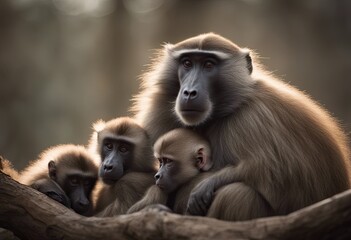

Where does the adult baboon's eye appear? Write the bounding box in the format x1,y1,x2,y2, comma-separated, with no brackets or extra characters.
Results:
182,59,193,69
204,61,215,70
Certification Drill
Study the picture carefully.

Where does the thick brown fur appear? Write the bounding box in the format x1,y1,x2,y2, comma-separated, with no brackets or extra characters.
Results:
0,156,19,181
19,144,98,216
20,145,98,187
128,128,213,214
131,33,351,220
93,171,155,215
89,117,157,217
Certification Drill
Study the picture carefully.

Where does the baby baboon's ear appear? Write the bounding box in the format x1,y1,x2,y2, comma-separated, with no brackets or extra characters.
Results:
196,148,212,171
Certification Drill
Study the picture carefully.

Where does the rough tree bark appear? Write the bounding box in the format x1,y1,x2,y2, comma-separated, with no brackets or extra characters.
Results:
1,171,351,240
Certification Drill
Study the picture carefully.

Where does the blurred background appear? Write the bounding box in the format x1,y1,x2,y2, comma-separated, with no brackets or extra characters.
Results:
0,0,350,170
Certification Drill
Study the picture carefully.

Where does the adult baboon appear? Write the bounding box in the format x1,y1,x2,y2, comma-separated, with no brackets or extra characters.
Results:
131,33,351,220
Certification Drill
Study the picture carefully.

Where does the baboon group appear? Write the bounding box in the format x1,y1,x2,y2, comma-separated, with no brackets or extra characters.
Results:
1,33,350,221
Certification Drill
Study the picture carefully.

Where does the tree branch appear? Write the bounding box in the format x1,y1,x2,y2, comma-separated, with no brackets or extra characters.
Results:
1,171,351,240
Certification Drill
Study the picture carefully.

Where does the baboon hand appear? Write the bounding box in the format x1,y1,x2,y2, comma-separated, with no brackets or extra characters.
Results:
186,178,215,216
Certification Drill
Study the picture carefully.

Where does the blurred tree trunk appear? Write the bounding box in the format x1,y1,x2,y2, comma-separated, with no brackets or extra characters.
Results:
1,172,351,240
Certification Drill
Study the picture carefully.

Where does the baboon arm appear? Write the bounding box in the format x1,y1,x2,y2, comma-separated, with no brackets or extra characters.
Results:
187,165,242,216
193,165,242,193
210,165,243,189
127,185,168,214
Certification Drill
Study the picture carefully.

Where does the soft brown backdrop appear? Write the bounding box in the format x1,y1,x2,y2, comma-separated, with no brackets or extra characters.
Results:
0,0,350,170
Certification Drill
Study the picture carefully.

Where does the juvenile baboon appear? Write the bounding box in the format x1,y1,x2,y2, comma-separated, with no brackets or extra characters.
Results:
131,33,351,220
20,144,98,216
0,156,71,207
128,128,215,215
89,117,157,217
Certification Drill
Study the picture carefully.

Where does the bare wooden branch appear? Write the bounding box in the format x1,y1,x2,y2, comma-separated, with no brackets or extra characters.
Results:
1,171,351,240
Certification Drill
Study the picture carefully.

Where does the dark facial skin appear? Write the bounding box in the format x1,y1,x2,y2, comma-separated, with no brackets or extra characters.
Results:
62,174,96,216
48,161,96,216
99,137,134,184
31,178,71,208
176,53,220,125
154,157,180,194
